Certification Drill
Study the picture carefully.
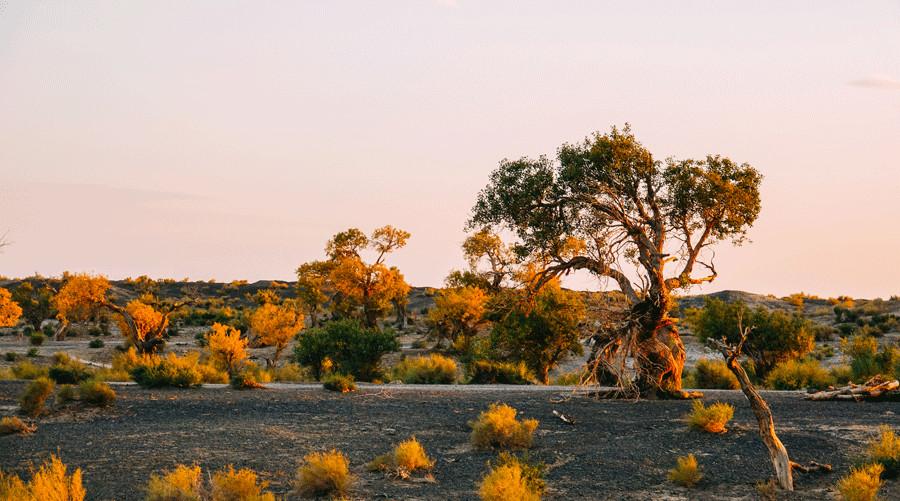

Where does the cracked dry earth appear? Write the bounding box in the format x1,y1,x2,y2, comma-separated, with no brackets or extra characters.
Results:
1,381,898,500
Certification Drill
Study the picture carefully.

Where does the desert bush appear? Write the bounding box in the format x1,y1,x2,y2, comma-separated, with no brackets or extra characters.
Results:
830,365,853,385
686,359,739,389
29,332,45,346
668,454,702,488
467,360,534,385
866,425,900,478
478,453,544,501
688,298,814,376
146,464,202,501
4,352,18,362
77,380,116,406
552,371,586,386
368,436,434,475
837,463,884,501
294,320,398,380
322,373,356,393
292,450,354,499
48,353,92,384
843,335,898,381
196,362,229,384
229,370,264,390
470,403,538,449
12,360,48,380
268,362,307,382
392,354,458,384
27,347,39,357
686,400,734,434
206,322,249,375
0,454,85,501
57,384,77,404
764,358,834,390
42,324,55,337
88,339,104,349
19,377,55,417
0,415,35,435
129,352,204,388
210,465,275,501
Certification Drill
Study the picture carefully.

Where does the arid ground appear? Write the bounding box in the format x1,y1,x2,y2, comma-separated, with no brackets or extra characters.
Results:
1,381,897,500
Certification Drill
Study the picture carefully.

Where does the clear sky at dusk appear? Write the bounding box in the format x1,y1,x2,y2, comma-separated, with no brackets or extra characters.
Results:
1,1,898,298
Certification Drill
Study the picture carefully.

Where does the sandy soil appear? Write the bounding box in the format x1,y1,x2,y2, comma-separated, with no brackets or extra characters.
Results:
1,382,898,500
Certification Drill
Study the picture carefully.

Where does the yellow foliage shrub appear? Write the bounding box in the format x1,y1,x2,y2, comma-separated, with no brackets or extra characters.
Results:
837,463,884,501
210,466,275,501
146,464,202,501
478,454,543,501
0,416,35,435
392,354,458,384
0,454,85,501
686,400,734,434
293,450,353,498
668,454,702,487
369,436,434,475
206,323,248,374
470,403,538,450
19,377,55,417
866,425,899,476
77,380,116,407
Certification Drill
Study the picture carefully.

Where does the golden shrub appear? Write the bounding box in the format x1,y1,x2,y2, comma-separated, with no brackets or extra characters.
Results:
146,464,202,501
392,354,458,384
686,400,734,434
0,454,85,501
249,302,304,365
478,455,542,501
837,463,884,501
369,436,434,475
77,380,116,407
0,288,23,328
293,450,354,498
470,403,538,450
668,454,702,488
209,465,274,501
867,425,900,464
206,323,248,374
19,377,55,417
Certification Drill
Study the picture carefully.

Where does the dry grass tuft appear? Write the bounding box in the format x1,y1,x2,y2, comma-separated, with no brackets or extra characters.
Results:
293,450,354,499
0,415,36,435
478,453,543,501
146,464,203,501
668,454,702,488
686,400,734,434
470,403,538,450
210,465,275,501
0,454,85,501
837,463,884,501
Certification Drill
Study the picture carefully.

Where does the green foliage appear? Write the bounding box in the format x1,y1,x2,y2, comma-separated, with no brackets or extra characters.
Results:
29,332,45,346
129,353,205,388
12,360,48,380
26,347,39,358
468,360,534,385
77,380,116,406
88,339,104,349
5,352,18,362
765,358,835,390
488,282,585,384
294,320,399,381
322,373,356,392
19,377,55,417
392,354,458,384
842,335,898,381
11,281,55,329
684,358,739,389
688,298,814,376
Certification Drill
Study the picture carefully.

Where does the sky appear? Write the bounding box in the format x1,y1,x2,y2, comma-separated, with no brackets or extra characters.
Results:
0,1,898,298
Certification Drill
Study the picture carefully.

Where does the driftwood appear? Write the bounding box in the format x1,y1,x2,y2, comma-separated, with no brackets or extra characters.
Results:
708,320,795,491
805,376,900,401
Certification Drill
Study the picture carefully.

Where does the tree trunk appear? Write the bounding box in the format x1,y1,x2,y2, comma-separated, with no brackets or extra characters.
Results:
725,355,794,490
633,295,688,398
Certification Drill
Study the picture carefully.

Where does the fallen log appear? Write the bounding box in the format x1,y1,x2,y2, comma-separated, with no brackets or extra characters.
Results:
805,376,900,401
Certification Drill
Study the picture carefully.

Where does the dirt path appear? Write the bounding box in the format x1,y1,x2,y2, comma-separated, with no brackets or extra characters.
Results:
1,382,897,500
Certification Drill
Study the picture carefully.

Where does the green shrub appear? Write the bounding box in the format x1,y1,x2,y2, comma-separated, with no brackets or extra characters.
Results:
88,339,104,349
4,352,18,362
323,373,356,393
19,377,55,417
26,347,39,358
765,359,835,390
57,384,77,404
29,332,45,346
294,320,399,381
77,380,116,406
41,324,55,337
48,353,92,384
688,298,814,376
843,335,898,381
392,354,458,384
552,371,586,386
468,360,533,385
686,359,739,389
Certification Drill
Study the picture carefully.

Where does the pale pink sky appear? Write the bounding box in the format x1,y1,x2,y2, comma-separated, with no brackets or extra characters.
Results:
1,1,899,298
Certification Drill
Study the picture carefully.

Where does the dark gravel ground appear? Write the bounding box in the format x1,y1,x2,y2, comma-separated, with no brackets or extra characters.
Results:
1,381,898,500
